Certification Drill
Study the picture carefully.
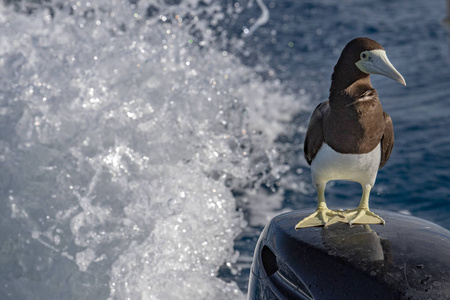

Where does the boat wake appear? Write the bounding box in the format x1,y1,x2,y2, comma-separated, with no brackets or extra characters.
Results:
0,1,307,299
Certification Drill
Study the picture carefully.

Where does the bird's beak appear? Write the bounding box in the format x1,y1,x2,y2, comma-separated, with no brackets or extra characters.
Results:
356,49,406,86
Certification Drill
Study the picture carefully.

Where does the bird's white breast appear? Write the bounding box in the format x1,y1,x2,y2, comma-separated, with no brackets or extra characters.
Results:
311,143,381,187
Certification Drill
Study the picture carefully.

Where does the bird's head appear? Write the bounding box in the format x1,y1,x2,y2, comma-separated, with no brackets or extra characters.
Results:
332,37,406,89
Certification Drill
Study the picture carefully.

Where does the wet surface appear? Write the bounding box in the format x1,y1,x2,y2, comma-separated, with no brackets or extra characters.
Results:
250,209,450,299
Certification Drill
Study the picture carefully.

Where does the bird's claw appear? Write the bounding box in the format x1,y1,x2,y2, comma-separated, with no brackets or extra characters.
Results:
295,208,346,229
344,208,385,226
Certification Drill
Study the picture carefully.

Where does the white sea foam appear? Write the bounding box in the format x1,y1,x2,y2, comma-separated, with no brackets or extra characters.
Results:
0,2,306,299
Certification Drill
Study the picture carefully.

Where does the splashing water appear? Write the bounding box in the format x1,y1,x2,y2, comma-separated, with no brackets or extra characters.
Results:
0,1,305,299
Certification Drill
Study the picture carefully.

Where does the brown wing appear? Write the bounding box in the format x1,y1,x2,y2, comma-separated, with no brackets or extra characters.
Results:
304,102,327,165
379,111,394,169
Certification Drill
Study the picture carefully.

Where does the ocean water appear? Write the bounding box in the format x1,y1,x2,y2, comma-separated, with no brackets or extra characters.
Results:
0,0,449,299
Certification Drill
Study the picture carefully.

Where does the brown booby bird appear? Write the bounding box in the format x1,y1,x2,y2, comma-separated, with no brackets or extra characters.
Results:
296,37,406,229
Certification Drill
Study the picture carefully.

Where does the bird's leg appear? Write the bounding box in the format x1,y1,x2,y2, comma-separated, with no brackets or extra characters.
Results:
295,183,345,229
344,185,385,225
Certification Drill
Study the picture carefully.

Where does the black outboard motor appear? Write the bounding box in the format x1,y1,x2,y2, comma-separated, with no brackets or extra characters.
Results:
248,209,450,299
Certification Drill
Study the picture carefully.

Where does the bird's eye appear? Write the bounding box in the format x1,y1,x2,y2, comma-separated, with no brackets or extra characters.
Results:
361,53,367,59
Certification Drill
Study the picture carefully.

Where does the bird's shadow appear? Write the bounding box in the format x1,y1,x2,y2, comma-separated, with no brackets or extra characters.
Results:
320,223,392,273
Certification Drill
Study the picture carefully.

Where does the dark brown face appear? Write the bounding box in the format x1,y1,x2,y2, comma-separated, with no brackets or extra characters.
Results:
335,37,384,77
331,37,405,89
342,37,385,59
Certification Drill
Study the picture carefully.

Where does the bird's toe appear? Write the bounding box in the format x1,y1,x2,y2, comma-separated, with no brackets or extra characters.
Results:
345,209,385,226
295,209,346,229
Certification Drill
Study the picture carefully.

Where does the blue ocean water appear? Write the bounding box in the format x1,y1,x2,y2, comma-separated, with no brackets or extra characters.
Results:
276,1,450,225
0,0,449,298
231,0,450,291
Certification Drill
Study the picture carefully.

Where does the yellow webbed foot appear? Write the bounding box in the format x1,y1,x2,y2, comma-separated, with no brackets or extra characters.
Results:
295,208,345,229
344,208,385,226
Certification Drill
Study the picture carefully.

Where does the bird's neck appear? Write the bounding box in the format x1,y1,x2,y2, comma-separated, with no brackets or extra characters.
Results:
329,76,373,107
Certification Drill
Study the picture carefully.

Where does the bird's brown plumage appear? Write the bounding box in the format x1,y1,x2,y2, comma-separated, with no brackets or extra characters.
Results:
304,37,394,169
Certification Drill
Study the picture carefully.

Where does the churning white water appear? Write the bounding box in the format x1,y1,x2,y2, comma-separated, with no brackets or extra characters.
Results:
0,1,307,299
